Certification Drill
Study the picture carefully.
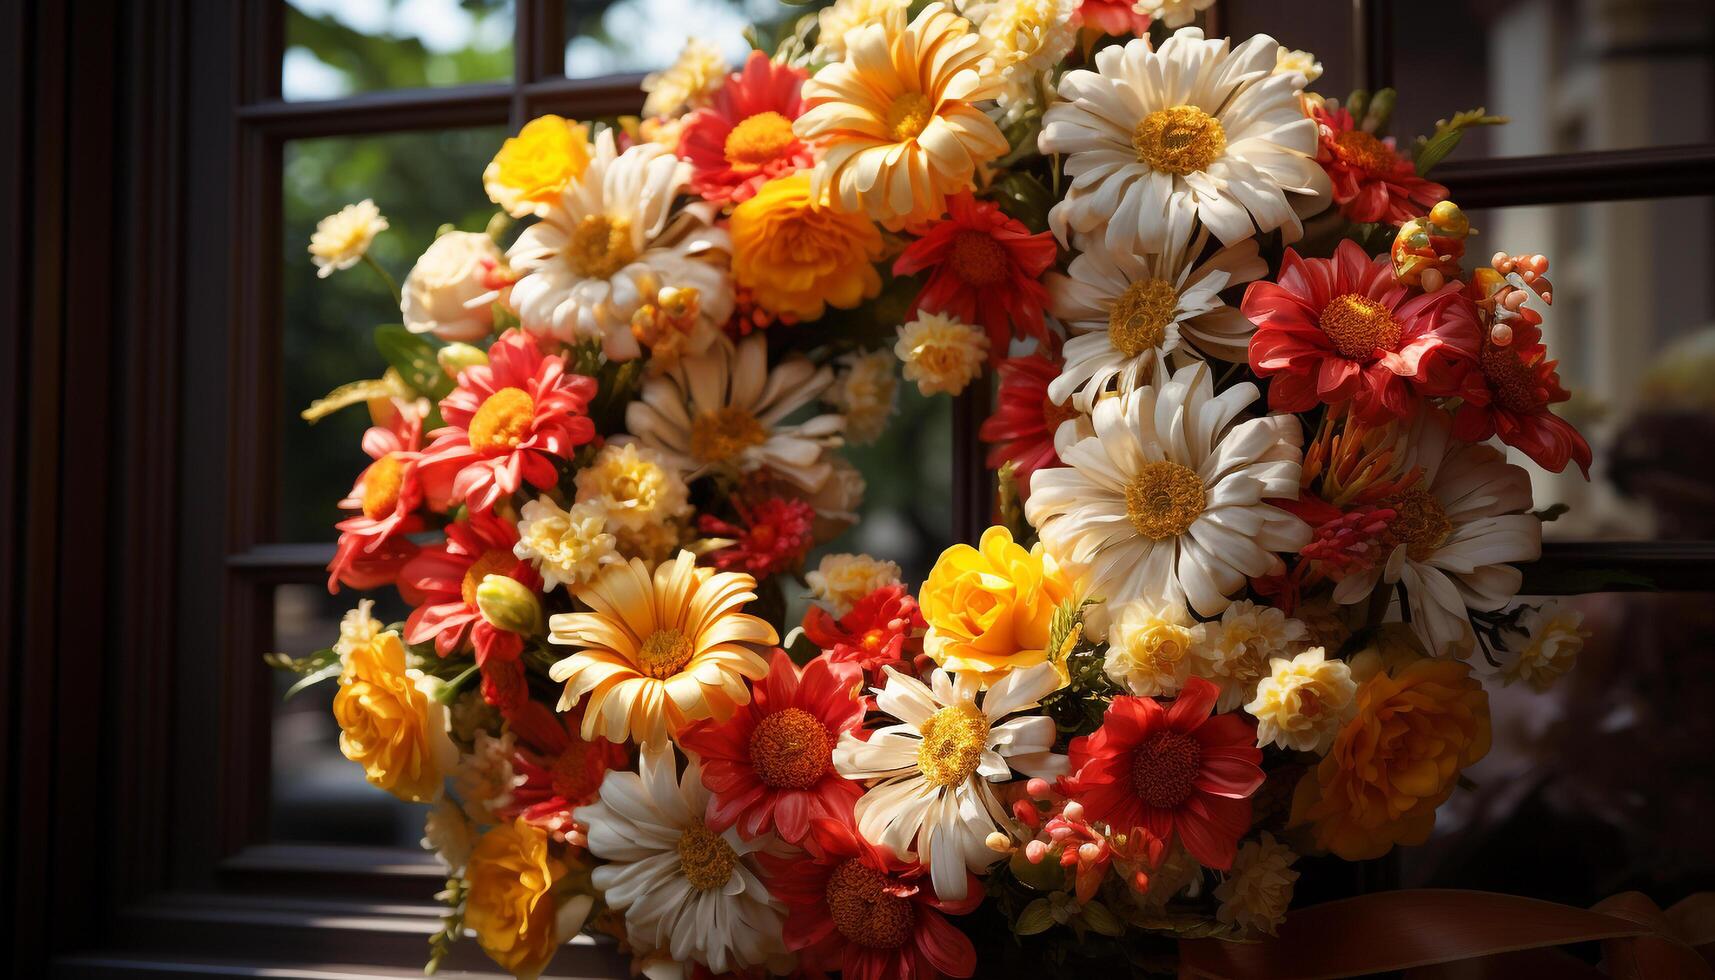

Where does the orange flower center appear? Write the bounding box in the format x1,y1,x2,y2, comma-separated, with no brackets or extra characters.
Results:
1480,342,1544,413
461,549,518,609
948,229,1009,286
1332,128,1398,174
1132,105,1226,176
360,453,407,520
1041,394,1079,435
468,386,536,453
1124,460,1206,540
861,628,888,653
636,627,695,679
689,405,768,464
676,819,738,891
1131,731,1202,809
1319,293,1402,360
916,702,989,788
724,110,797,170
747,707,832,790
566,213,636,279
549,740,602,806
1383,486,1452,562
1108,277,1180,357
884,92,935,142
826,859,915,949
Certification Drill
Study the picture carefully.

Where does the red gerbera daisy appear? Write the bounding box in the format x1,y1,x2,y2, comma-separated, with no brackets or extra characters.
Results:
698,495,817,578
1060,677,1263,870
417,330,596,514
678,650,864,843
978,354,1076,502
801,583,926,678
399,511,542,666
1075,0,1151,36
327,401,429,593
1451,318,1591,477
762,817,980,980
1309,102,1448,226
679,50,814,206
494,701,630,847
1244,239,1482,422
893,192,1058,360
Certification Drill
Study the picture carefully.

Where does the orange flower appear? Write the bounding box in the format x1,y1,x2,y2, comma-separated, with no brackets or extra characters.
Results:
1289,658,1490,860
729,172,883,320
919,525,1077,686
465,817,569,980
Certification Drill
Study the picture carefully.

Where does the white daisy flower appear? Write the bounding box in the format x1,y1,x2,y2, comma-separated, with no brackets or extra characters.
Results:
1333,411,1541,657
832,662,1066,901
624,334,845,494
576,745,788,975
508,129,732,361
1047,199,1267,410
1025,362,1310,618
1038,28,1329,256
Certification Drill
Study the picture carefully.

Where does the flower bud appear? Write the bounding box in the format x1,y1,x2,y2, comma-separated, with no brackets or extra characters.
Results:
475,574,542,635
438,342,489,379
984,832,1013,853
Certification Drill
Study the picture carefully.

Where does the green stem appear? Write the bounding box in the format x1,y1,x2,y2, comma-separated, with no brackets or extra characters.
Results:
362,252,402,306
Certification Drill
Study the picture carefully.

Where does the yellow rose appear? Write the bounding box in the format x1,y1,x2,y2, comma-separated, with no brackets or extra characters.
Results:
332,631,456,803
920,525,1076,686
466,817,568,980
1289,658,1490,860
729,172,883,321
484,115,592,218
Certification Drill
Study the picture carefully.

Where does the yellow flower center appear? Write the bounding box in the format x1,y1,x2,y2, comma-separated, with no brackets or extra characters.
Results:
1131,731,1202,808
1332,128,1397,175
724,111,797,170
916,702,990,788
1319,293,1402,360
360,453,406,520
748,707,833,790
565,214,637,279
468,386,536,454
689,405,768,465
1124,460,1207,540
1385,486,1452,562
948,230,1009,286
884,93,935,142
1132,105,1227,176
1108,278,1180,357
825,858,915,949
636,628,695,679
461,549,518,609
676,819,738,891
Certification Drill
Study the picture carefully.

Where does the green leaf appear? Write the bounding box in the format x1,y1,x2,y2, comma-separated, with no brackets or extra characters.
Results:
1413,107,1508,175
1014,898,1056,936
301,377,401,423
284,660,342,700
375,324,453,400
1080,900,1125,937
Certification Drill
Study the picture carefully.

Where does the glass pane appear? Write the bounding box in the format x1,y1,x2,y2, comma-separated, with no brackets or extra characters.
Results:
563,0,779,76
1460,197,1715,539
1392,1,1715,158
283,0,515,101
828,383,954,586
281,126,510,542
1401,592,1715,906
270,584,421,846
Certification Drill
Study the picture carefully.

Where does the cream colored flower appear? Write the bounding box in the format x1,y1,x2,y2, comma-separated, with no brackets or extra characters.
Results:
402,231,503,342
1103,598,1210,697
573,443,692,534
1501,601,1589,692
508,130,732,360
1203,600,1310,712
1214,833,1299,935
514,495,620,591
826,348,899,445
895,313,989,397
1245,647,1356,753
807,553,903,615
1275,47,1324,83
1132,0,1214,29
641,38,729,118
971,0,1077,83
453,729,522,825
1039,29,1328,256
423,796,478,871
624,334,845,493
817,0,911,59
334,598,384,663
799,454,867,541
309,199,387,278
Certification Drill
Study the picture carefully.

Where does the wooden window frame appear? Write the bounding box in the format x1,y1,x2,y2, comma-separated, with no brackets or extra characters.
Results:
5,0,1715,975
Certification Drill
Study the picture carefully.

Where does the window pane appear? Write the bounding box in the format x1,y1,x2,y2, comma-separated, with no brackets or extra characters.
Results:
1392,1,1715,158
283,0,515,101
282,126,510,542
1401,592,1715,906
270,584,421,846
831,383,955,586
1216,4,1356,100
1461,197,1715,540
563,0,778,76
